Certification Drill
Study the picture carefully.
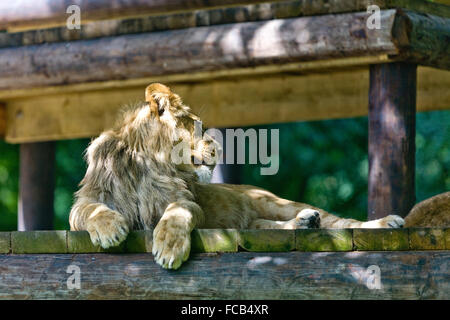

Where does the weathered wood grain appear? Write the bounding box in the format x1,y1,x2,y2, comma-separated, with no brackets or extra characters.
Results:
238,230,295,252
296,229,353,251
0,232,10,253
192,229,238,253
11,231,67,254
409,228,446,250
0,1,374,46
368,62,417,220
0,251,448,299
445,228,450,249
393,10,450,70
3,229,450,254
353,229,409,251
4,66,448,144
67,231,126,253
1,0,448,32
0,104,6,138
0,10,399,91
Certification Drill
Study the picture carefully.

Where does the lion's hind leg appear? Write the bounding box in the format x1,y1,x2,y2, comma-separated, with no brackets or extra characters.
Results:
249,208,320,229
70,201,130,249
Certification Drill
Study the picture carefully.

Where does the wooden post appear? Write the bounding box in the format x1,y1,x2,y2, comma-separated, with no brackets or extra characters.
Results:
368,62,416,220
18,142,55,231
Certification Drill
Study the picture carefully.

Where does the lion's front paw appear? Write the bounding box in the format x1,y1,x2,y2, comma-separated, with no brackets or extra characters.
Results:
362,215,405,228
295,208,321,228
86,209,129,248
379,215,405,228
152,219,191,270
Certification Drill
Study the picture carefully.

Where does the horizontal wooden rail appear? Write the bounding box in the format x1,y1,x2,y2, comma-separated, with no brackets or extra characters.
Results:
0,10,401,91
1,229,448,299
2,66,449,143
1,0,449,32
0,228,448,254
0,0,273,31
0,9,448,93
0,251,448,299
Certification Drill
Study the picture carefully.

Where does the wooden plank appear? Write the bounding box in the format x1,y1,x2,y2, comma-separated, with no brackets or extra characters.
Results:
0,232,10,253
409,228,446,250
3,66,449,144
192,229,238,253
353,229,409,251
0,10,399,91
1,0,448,32
67,231,127,253
0,103,6,138
18,142,55,230
238,230,295,252
368,63,417,220
393,10,450,70
11,231,67,253
0,251,448,299
296,229,353,251
0,1,381,46
0,0,274,31
446,228,450,249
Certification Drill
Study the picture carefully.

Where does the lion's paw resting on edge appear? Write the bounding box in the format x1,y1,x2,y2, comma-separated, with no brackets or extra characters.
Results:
69,83,404,270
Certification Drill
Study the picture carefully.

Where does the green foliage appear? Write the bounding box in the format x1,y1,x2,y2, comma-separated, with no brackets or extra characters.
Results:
0,142,19,230
54,139,90,230
0,111,448,231
243,111,450,220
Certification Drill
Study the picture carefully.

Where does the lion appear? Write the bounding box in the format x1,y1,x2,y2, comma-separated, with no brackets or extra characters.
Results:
404,191,450,227
70,83,405,270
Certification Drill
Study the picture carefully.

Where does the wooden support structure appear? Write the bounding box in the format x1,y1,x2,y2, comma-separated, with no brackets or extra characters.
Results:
2,0,449,32
0,0,448,228
368,63,417,220
2,67,449,143
0,10,401,91
0,229,448,299
0,0,277,31
1,251,448,299
18,142,55,231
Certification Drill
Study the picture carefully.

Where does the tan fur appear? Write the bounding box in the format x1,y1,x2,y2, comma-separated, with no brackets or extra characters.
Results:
70,83,405,270
404,192,450,227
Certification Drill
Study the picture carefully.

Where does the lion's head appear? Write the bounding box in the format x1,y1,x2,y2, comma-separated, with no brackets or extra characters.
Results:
114,83,220,183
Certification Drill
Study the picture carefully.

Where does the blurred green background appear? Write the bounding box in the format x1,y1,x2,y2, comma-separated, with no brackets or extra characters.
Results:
0,110,448,230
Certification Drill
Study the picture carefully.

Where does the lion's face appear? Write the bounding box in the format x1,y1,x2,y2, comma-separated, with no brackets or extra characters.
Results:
144,83,220,183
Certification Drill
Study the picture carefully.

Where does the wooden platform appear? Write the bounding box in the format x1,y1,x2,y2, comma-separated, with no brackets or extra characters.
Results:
0,229,448,299
0,1,448,285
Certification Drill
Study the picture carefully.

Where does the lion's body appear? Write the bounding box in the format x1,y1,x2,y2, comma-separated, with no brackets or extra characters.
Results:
70,83,413,270
404,192,450,227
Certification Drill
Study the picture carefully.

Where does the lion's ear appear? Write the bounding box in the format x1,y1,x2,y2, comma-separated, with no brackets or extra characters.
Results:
145,83,172,118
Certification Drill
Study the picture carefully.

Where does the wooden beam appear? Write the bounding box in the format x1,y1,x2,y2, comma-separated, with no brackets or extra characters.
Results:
0,0,274,31
1,1,448,48
18,142,55,230
3,66,449,144
1,0,448,32
0,103,6,138
393,10,450,70
368,62,417,220
0,251,448,299
0,10,399,91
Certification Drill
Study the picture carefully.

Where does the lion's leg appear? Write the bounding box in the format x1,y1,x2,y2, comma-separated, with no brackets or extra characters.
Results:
69,200,130,248
246,189,405,228
320,214,405,228
152,200,205,269
249,208,320,229
256,200,405,229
